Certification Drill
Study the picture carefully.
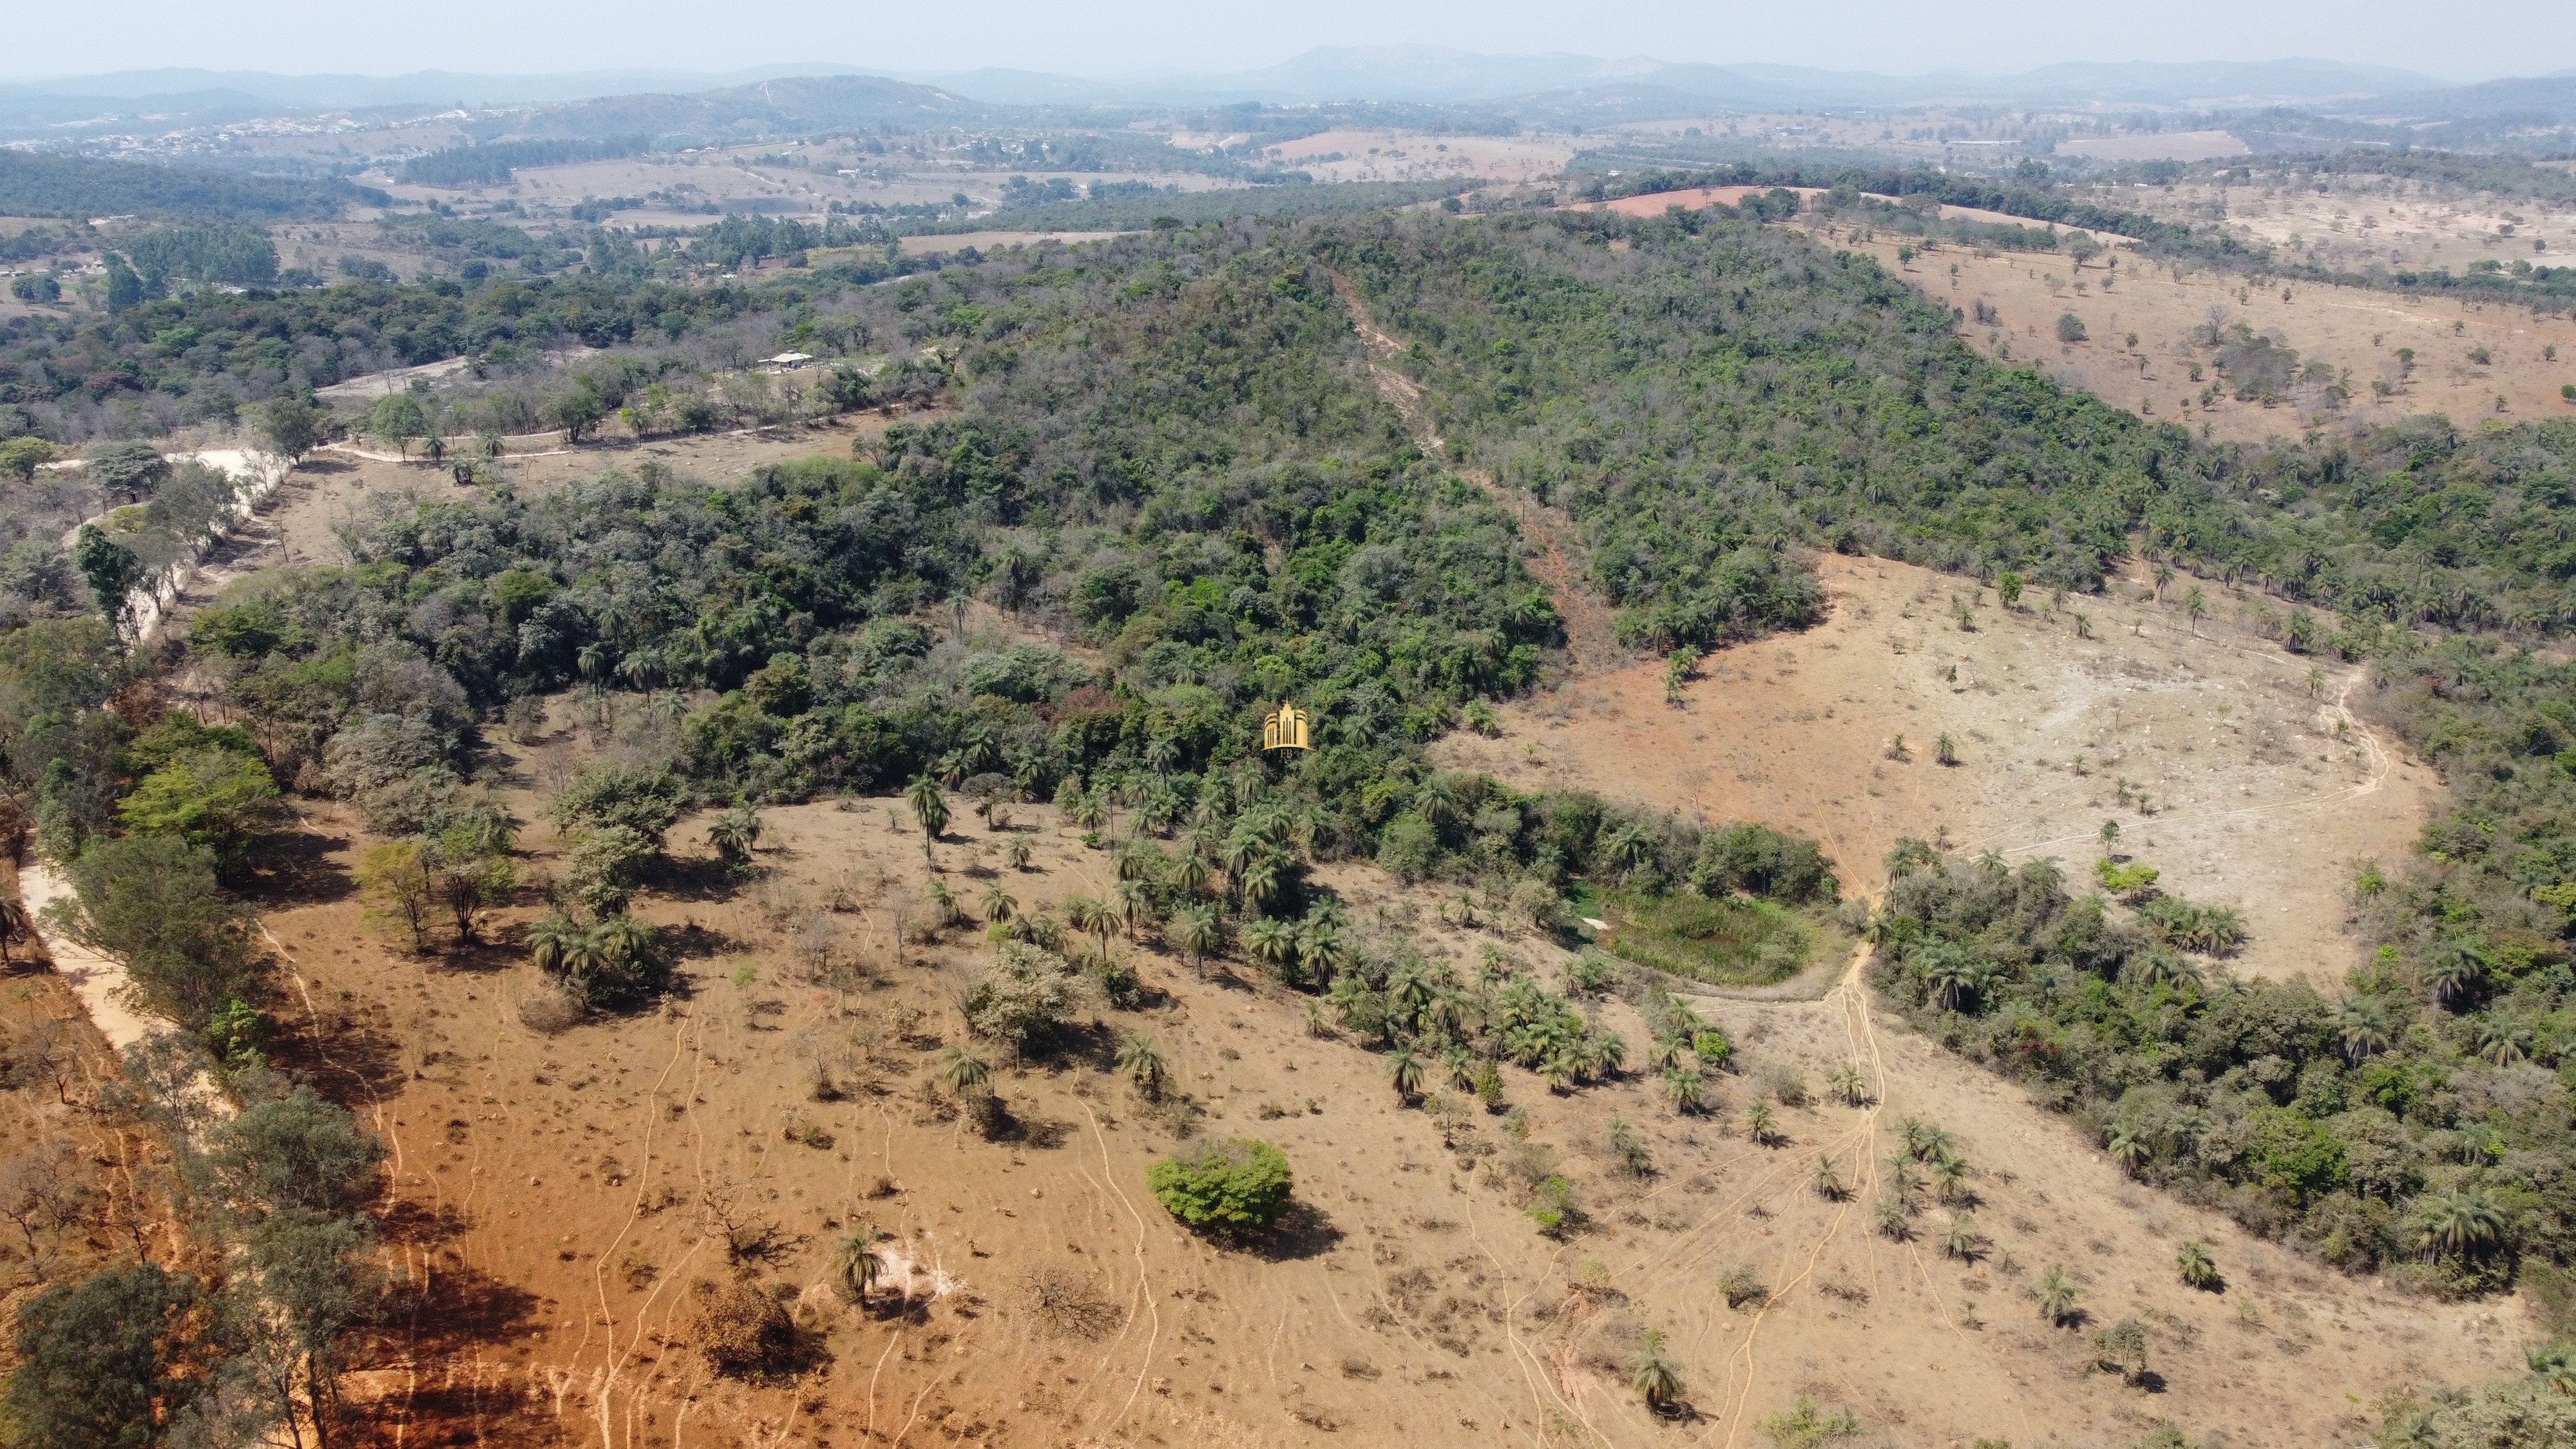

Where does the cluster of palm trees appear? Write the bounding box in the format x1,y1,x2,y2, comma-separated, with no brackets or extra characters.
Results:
1868,1117,1976,1244
1324,950,1634,1106
2134,895,2247,956
1641,985,1731,1115
905,770,1343,987
526,913,662,1007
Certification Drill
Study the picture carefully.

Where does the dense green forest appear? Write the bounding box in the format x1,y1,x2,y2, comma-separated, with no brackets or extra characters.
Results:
1342,209,2576,639
0,152,383,222
397,135,652,187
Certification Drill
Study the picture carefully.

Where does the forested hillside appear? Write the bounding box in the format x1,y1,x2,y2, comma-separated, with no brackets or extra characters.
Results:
14,198,2576,1444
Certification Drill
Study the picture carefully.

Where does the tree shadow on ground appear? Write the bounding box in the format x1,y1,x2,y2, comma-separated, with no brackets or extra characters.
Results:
243,825,353,905
268,1010,408,1105
1248,1202,1343,1263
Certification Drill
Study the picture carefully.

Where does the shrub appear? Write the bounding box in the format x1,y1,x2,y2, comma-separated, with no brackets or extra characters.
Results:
686,1277,804,1378
960,942,1082,1056
1526,1173,1580,1236
1719,1264,1767,1309
560,825,656,916
518,982,586,1034
547,762,686,844
1146,1138,1293,1234
2056,313,2088,344
1760,1397,1860,1448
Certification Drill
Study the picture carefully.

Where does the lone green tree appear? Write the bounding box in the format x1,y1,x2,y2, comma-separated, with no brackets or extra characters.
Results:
366,393,428,458
1146,1138,1292,1235
253,395,327,470
71,526,139,630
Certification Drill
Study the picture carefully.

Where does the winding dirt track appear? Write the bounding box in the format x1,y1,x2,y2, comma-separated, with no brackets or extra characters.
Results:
1331,274,1623,672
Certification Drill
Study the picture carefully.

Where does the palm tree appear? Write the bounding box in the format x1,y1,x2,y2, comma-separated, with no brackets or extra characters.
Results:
833,1234,883,1304
1115,1032,1167,1100
2338,998,2393,1066
1539,1050,1577,1094
1827,1065,1869,1106
1811,1156,1846,1200
1297,919,1346,985
707,804,761,869
2105,1125,2150,1178
1663,1065,1704,1115
1931,1150,1972,1205
1069,791,1109,835
928,879,960,927
1243,917,1297,980
1630,1329,1683,1414
1172,905,1221,979
936,1045,991,1099
979,880,1017,923
1167,851,1210,899
2176,1240,2220,1291
1926,954,1981,1012
1871,1193,1911,1241
1884,1155,1923,1202
2184,585,2207,634
1114,879,1154,938
527,915,589,978
1744,1099,1778,1146
1111,841,1154,882
1237,855,1283,914
1942,1216,1985,1262
2411,1187,2506,1260
2032,1267,2079,1327
2477,1017,2533,1066
1387,1045,1426,1102
1601,824,1655,880
592,914,656,969
1442,1046,1477,1092
1006,838,1035,871
2423,945,2484,1008
1065,896,1114,960
904,777,949,847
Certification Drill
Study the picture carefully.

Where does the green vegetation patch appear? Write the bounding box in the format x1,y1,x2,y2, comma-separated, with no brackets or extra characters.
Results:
1599,890,1818,987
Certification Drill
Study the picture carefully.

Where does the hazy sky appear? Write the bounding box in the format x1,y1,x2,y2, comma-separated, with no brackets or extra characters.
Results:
12,0,2570,83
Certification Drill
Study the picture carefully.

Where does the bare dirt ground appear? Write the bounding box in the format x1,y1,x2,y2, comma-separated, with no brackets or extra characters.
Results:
2056,133,2253,164
244,739,2516,1449
2113,182,2569,280
1434,554,2439,985
1264,130,1574,188
379,144,1247,231
44,276,2524,1449
1826,224,2576,442
1557,192,2576,442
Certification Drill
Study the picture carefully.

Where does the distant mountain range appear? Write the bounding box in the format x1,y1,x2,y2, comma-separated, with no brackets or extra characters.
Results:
3,49,2571,153
0,50,2478,117
0,64,892,110
906,50,2455,109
